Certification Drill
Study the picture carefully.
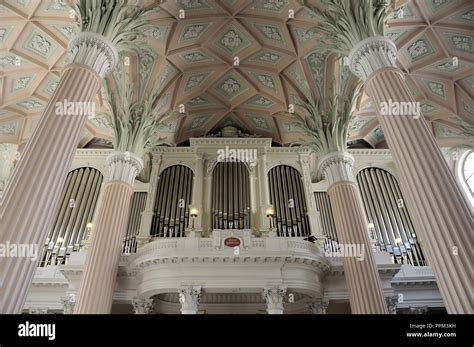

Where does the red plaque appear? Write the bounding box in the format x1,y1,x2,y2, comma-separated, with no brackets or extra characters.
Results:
224,237,241,247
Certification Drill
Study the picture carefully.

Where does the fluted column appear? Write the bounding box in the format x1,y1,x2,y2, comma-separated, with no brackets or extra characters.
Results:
136,154,161,246
318,152,388,314
189,154,204,230
0,33,117,314
299,154,321,237
74,152,143,314
349,37,473,314
263,287,286,314
258,154,270,205
258,154,270,229
178,287,201,314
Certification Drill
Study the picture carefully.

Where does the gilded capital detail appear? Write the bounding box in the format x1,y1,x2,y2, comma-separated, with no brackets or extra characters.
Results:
68,32,119,78
348,36,398,81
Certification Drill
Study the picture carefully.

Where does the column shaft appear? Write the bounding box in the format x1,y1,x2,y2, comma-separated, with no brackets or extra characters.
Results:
365,70,473,313
328,181,388,314
74,181,133,313
0,66,100,314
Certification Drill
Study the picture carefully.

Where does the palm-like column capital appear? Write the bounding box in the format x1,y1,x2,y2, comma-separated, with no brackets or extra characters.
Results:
292,60,362,157
305,0,393,56
102,67,170,160
68,0,159,76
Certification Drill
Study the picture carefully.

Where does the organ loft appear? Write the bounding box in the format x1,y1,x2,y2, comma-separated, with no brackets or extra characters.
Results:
0,0,472,315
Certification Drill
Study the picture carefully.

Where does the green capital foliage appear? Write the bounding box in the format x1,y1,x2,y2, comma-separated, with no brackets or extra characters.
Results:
291,60,362,155
102,70,170,159
72,0,159,53
304,0,393,55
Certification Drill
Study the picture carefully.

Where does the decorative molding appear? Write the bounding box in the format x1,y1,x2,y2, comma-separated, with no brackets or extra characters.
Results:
68,32,119,78
348,149,391,157
348,36,398,81
152,147,196,154
190,138,272,146
28,307,50,314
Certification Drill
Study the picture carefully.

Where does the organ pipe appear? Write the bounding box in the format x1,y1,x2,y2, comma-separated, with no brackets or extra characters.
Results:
314,192,338,252
151,165,194,237
123,192,147,253
211,161,251,229
268,165,310,237
40,167,103,267
356,168,426,266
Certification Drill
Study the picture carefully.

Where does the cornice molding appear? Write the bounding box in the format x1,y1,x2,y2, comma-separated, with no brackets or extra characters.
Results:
348,149,391,157
190,138,272,146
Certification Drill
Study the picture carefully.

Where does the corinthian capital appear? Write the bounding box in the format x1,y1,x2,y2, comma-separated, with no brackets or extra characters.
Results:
106,151,144,185
317,151,355,185
68,32,119,78
349,36,398,81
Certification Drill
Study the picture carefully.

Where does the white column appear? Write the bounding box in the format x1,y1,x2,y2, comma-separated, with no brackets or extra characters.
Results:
136,154,162,246
299,154,321,237
318,152,388,314
263,287,286,314
0,32,117,314
189,154,204,231
258,154,271,230
178,287,201,314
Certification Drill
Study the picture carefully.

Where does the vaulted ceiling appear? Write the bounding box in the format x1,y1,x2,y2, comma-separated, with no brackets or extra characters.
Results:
0,0,472,148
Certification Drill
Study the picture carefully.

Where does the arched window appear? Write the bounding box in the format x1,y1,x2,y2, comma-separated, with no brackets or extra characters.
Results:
356,168,425,266
268,165,310,237
40,167,103,266
151,165,194,237
211,161,251,229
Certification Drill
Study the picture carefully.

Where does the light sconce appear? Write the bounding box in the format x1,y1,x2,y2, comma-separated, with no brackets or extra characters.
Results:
190,208,199,230
266,207,274,230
